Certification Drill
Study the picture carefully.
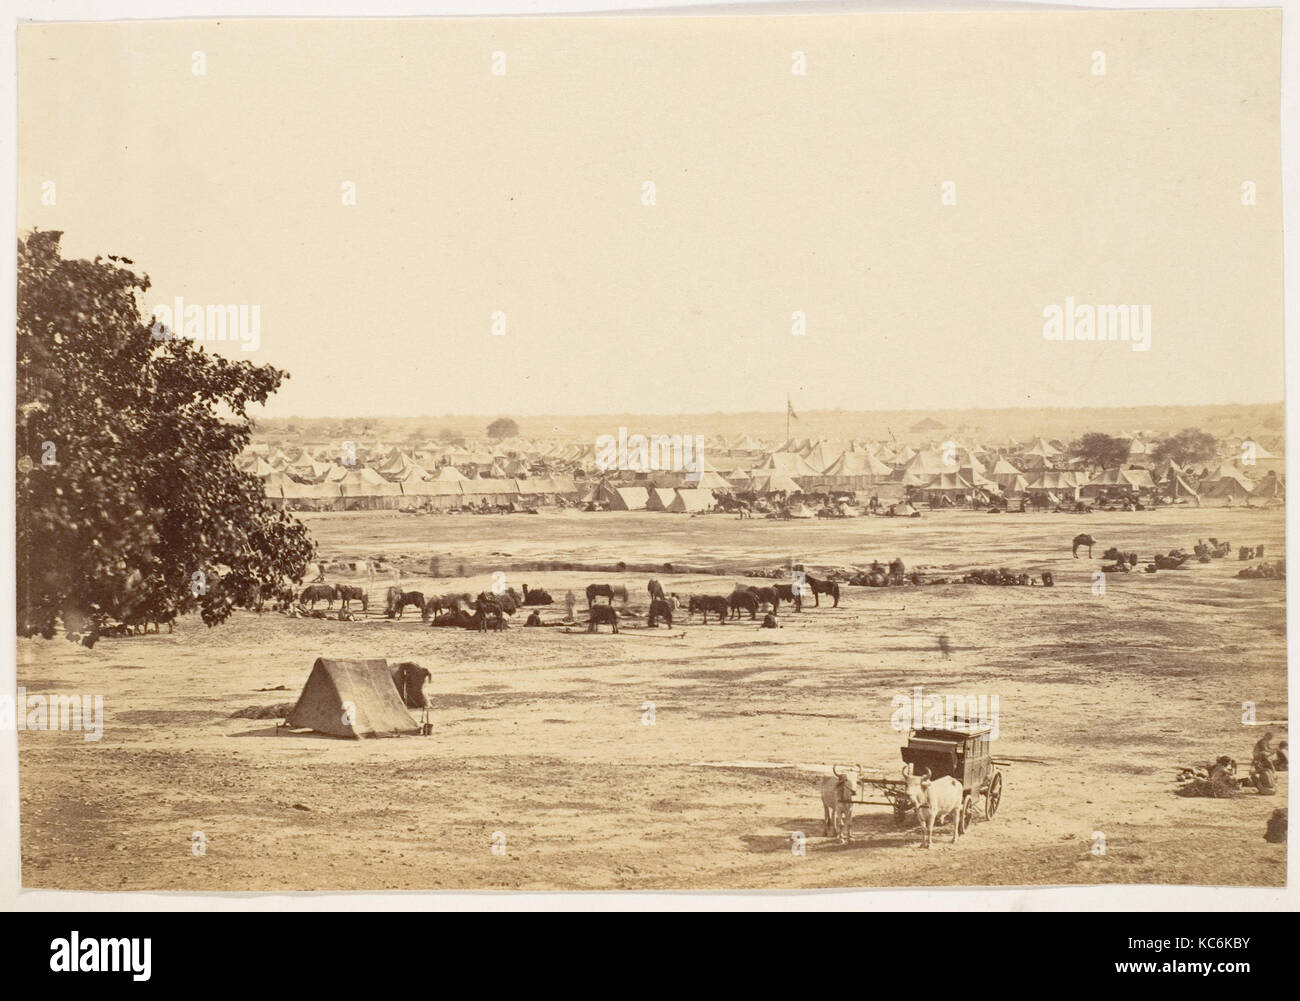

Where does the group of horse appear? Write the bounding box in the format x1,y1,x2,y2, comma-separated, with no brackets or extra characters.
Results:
578,576,841,631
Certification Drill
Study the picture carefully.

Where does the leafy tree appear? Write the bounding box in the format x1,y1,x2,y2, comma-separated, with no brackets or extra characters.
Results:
486,417,519,439
1151,428,1218,468
1067,432,1131,472
17,230,314,645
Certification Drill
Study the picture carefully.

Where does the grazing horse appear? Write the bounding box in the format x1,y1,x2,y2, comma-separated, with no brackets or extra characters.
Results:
588,604,620,633
1072,534,1097,558
805,575,841,608
385,587,425,619
729,588,760,620
647,598,674,628
300,583,337,609
391,662,431,709
688,594,730,624
336,585,369,612
586,583,629,607
647,579,666,602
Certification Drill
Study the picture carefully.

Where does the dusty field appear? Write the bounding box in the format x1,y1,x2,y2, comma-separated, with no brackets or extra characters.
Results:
18,506,1288,890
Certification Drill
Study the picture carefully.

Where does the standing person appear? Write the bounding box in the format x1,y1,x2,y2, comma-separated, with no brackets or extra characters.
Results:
564,589,576,622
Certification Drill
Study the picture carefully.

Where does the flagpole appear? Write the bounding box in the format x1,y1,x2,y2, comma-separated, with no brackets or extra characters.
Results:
786,395,790,444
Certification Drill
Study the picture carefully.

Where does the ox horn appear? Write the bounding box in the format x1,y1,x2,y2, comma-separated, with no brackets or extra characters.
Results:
833,764,842,778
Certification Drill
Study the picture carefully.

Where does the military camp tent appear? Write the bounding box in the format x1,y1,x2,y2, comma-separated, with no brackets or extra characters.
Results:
665,488,715,513
603,484,650,510
1080,467,1157,496
285,659,419,738
645,487,676,512
1201,469,1255,502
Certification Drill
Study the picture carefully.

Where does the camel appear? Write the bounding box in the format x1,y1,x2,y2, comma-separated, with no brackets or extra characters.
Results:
1072,534,1097,558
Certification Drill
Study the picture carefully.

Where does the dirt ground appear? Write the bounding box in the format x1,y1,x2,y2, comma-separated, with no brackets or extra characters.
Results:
17,506,1288,890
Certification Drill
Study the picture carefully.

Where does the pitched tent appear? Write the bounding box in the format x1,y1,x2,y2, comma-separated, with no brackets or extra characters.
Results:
645,486,676,512
597,483,650,510
285,658,419,739
1201,470,1255,501
665,488,715,513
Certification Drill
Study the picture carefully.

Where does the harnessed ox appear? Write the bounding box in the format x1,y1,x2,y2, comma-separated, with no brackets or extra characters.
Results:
821,766,859,842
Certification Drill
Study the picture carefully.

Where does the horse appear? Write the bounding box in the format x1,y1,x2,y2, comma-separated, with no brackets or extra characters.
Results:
805,575,840,608
647,598,674,628
586,583,629,606
647,580,666,602
473,593,506,631
772,583,802,610
688,594,730,624
1072,534,1097,558
385,587,425,619
300,583,337,609
588,604,620,633
745,585,780,609
729,588,760,620
337,585,368,613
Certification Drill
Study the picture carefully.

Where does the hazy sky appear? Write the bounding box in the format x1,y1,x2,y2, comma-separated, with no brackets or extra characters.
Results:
18,12,1283,417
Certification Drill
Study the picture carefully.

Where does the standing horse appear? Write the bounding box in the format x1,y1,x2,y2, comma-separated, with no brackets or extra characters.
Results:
300,583,337,609
586,583,629,607
805,575,841,608
337,585,369,612
688,595,730,624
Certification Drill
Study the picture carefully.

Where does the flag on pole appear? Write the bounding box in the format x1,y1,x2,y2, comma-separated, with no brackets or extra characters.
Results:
787,397,798,420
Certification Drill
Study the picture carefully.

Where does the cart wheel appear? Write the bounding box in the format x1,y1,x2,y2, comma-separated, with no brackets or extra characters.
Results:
985,771,1002,819
959,793,973,833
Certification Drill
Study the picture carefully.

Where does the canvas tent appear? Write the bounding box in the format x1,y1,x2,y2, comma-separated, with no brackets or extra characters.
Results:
285,659,419,739
665,488,715,513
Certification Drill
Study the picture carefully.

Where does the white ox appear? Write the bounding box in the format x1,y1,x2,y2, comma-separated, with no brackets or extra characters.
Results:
820,766,859,842
903,765,964,848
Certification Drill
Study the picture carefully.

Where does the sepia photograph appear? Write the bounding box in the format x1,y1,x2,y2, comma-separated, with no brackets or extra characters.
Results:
6,2,1293,912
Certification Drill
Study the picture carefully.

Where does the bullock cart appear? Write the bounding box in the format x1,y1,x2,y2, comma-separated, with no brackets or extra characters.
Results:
849,724,1007,830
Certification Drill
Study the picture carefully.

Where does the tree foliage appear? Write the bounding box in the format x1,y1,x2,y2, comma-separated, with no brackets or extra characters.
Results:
486,417,519,439
1151,428,1218,468
17,230,314,645
1067,432,1131,471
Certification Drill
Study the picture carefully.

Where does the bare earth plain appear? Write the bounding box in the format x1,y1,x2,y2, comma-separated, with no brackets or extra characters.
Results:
18,506,1288,890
